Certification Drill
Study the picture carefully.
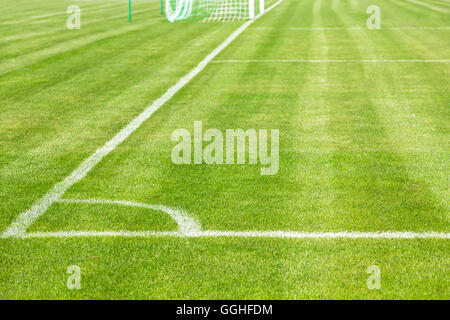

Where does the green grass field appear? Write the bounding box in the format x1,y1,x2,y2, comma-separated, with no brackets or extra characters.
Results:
0,0,449,299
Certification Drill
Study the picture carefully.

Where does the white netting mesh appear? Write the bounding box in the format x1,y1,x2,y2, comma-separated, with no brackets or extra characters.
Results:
166,0,253,22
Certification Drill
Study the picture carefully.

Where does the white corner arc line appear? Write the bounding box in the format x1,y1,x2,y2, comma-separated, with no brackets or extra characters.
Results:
56,199,201,234
20,230,450,239
0,0,284,239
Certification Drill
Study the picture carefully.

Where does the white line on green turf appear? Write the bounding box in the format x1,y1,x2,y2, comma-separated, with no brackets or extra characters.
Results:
212,59,450,63
252,26,450,30
57,199,201,234
0,0,284,239
20,230,450,239
20,198,450,240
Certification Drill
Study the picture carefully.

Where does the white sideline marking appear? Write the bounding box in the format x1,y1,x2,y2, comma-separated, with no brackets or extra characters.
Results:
57,199,201,234
213,59,450,63
21,230,450,239
1,0,284,239
252,26,450,30
13,198,449,239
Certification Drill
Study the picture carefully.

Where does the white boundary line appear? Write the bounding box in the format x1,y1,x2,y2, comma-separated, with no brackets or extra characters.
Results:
21,231,450,239
251,26,450,30
212,59,450,63
1,0,284,239
14,198,450,239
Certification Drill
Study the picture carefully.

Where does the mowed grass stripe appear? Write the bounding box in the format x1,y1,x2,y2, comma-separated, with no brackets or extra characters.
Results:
57,0,448,232
0,2,133,45
363,41,449,223
0,22,230,170
0,9,239,230
0,0,128,22
0,23,227,107
385,0,450,26
318,4,449,231
0,23,238,231
0,3,156,55
160,9,312,230
59,0,320,231
0,19,163,75
0,1,124,38
337,3,449,211
405,0,450,13
0,0,448,299
218,1,449,60
1,1,284,236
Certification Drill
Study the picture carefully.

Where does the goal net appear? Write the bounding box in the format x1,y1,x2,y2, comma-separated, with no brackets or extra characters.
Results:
165,0,264,22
